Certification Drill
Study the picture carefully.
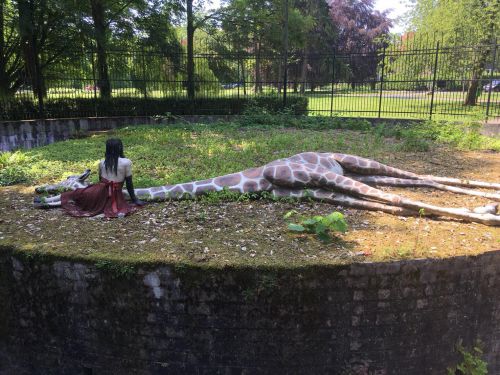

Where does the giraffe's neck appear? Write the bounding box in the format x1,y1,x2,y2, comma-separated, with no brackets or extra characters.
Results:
132,152,345,200
133,167,271,200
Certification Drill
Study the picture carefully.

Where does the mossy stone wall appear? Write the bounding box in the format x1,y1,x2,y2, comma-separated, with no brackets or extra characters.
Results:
0,250,499,374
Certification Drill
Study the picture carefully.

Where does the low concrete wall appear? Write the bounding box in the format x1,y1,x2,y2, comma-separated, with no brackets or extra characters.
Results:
0,116,233,151
0,249,498,374
0,115,497,152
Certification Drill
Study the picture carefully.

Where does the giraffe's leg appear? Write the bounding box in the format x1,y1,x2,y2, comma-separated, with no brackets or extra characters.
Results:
351,176,500,201
334,153,500,190
272,187,419,216
264,165,500,225
320,174,500,226
34,195,61,208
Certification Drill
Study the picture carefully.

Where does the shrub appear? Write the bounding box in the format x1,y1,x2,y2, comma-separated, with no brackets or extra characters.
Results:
0,166,30,186
0,96,308,121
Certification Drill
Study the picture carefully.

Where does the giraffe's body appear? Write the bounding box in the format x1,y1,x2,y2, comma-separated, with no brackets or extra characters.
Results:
35,152,500,226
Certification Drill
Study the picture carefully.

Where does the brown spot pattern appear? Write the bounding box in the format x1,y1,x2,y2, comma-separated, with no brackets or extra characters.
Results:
243,168,263,178
243,181,258,192
275,167,292,181
303,153,318,164
195,179,213,185
215,173,241,187
152,191,166,200
293,170,309,182
259,180,272,190
196,185,217,193
320,158,332,169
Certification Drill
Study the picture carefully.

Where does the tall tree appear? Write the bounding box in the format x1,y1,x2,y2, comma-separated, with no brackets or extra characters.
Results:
182,0,223,99
294,0,335,93
221,0,281,93
76,0,147,98
0,0,23,98
409,0,499,105
328,0,391,86
16,0,80,101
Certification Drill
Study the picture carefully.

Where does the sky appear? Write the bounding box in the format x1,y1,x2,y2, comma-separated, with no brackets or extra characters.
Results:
374,0,411,34
206,0,412,34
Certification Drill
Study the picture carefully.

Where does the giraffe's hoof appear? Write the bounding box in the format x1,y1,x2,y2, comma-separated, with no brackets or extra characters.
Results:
473,203,499,215
33,197,49,209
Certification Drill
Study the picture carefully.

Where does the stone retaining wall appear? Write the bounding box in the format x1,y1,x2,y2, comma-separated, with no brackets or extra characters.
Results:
0,116,232,151
0,249,499,374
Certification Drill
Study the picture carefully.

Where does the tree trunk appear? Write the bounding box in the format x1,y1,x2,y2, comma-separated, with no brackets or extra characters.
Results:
90,0,111,99
300,49,308,94
18,0,45,100
186,0,195,100
0,0,8,98
464,49,489,106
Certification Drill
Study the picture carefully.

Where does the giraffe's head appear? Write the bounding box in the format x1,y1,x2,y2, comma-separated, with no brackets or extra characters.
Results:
35,169,92,194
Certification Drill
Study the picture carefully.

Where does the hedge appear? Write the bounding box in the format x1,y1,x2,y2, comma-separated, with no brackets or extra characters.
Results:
0,96,308,121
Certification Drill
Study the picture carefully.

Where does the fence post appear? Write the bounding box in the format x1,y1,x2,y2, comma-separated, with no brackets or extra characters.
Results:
90,48,98,117
237,54,240,100
429,41,440,119
378,45,386,118
330,52,336,117
282,0,289,109
486,38,497,119
34,59,44,119
141,47,147,100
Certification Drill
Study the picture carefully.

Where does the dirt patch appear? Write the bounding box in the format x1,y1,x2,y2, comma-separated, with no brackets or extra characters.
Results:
0,147,499,267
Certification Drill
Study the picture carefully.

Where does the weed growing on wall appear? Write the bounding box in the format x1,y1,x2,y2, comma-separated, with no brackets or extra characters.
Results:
447,341,488,375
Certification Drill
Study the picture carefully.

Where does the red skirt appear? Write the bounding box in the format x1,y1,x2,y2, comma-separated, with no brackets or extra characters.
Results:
61,178,137,218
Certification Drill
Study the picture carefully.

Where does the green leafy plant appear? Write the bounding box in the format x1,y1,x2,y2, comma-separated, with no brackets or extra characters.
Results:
94,259,135,279
447,342,488,375
284,210,348,242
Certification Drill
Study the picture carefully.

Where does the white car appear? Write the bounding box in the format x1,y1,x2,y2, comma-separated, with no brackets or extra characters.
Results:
483,79,500,92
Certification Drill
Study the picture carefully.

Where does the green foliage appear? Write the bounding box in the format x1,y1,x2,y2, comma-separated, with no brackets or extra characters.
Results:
372,121,500,152
242,274,279,301
94,259,136,279
447,342,488,375
0,152,32,186
284,210,348,243
0,166,30,186
0,96,308,120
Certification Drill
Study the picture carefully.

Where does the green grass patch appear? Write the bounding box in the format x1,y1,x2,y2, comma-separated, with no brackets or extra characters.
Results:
1,114,498,187
0,117,395,187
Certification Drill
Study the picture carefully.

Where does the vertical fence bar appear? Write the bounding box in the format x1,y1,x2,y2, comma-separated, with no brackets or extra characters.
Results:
237,54,241,100
35,64,44,119
486,38,497,119
429,41,440,119
282,0,289,109
141,47,147,100
90,48,98,117
330,52,336,117
378,45,386,118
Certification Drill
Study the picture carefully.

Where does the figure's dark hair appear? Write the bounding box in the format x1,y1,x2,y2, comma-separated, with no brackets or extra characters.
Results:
104,138,125,175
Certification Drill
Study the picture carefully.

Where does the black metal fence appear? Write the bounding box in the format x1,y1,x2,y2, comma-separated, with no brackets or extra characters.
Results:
1,39,499,121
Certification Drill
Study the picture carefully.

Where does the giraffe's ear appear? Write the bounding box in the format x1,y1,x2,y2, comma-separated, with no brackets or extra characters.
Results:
78,169,91,181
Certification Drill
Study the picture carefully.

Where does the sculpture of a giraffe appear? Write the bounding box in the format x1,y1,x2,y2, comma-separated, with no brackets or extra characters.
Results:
35,152,500,226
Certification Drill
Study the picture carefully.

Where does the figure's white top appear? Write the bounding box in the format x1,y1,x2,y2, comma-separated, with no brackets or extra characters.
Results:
99,157,132,182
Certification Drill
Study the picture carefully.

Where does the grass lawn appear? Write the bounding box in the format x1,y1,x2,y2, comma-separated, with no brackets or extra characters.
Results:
0,117,499,268
16,86,500,121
